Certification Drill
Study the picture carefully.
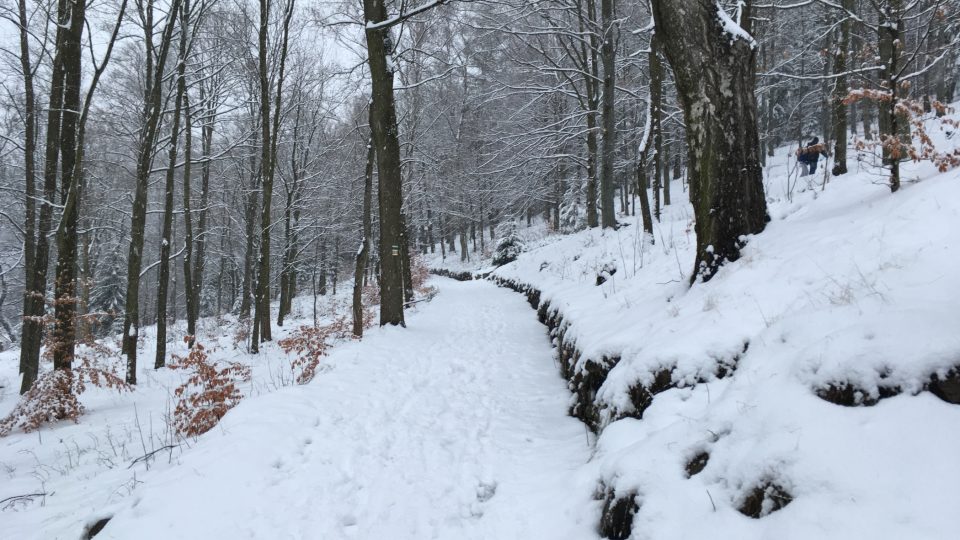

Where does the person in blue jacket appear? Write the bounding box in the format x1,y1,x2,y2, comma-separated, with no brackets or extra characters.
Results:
796,137,830,175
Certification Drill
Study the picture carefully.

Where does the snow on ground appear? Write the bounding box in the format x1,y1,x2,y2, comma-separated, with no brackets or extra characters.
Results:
0,287,356,538
485,118,960,538
1,280,599,539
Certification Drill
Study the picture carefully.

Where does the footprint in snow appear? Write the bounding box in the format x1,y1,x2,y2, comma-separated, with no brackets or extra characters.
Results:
476,481,497,503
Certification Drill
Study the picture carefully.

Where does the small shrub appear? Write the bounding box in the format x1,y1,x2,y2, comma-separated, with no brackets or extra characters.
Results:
492,221,525,266
0,352,129,436
409,254,431,293
232,320,250,350
170,343,251,437
278,316,354,385
0,370,81,436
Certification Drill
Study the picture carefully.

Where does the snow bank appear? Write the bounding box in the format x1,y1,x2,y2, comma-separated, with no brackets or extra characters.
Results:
488,122,960,538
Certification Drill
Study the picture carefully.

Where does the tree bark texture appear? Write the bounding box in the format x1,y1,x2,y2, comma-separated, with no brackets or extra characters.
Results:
363,0,405,327
599,0,618,229
651,0,769,282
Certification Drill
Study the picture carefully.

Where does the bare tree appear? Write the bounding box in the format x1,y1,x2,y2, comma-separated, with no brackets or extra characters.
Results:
251,0,295,351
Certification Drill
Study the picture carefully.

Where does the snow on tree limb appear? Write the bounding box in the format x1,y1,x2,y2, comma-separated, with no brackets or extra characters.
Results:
365,0,451,31
715,2,757,48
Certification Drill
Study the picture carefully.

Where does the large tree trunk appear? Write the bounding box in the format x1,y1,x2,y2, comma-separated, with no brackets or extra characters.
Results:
651,0,769,282
250,0,272,351
362,0,405,327
581,0,600,228
121,0,184,384
50,0,123,372
830,0,853,176
49,0,87,371
599,0,618,229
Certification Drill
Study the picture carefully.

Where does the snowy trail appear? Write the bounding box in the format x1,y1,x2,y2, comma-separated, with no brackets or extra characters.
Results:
98,279,599,540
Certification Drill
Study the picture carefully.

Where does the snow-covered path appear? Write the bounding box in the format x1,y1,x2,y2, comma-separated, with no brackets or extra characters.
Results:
98,279,599,540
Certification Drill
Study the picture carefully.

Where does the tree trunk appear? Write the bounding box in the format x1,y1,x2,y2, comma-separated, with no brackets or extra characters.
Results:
651,34,664,222
240,170,259,318
50,0,88,372
182,96,197,347
599,0,617,228
651,0,768,282
78,229,91,343
20,0,69,393
191,90,214,325
122,0,184,384
877,1,903,192
637,96,656,242
278,97,307,327
156,2,190,368
438,213,446,259
277,190,294,326
400,213,413,304
830,0,853,176
459,222,469,262
636,162,654,242
363,0,405,327
581,0,600,228
252,0,294,351
663,135,671,205
331,236,338,295
353,142,374,337
16,0,39,392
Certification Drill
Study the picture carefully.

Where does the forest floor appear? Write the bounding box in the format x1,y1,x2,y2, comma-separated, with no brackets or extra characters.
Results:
0,279,601,539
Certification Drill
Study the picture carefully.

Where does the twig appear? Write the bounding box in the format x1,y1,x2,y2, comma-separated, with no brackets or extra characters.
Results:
1,492,47,508
128,445,178,469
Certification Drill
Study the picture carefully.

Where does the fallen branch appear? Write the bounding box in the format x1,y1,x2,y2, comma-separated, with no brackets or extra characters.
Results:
1,492,48,509
128,445,178,469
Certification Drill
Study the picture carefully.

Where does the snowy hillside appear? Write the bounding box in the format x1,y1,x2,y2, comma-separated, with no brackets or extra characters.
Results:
486,144,960,538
